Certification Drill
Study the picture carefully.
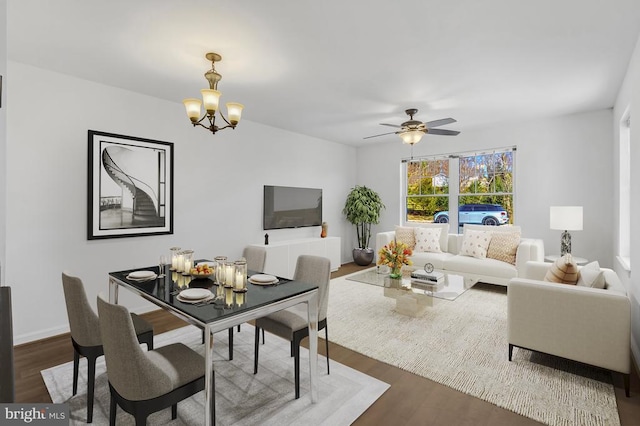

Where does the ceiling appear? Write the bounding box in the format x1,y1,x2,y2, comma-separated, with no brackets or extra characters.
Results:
7,0,640,146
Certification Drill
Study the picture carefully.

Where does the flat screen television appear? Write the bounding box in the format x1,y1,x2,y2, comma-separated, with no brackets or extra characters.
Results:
263,185,322,230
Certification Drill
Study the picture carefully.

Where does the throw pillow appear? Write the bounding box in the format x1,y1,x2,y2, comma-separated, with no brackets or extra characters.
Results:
577,261,606,289
544,254,579,285
486,232,521,265
394,226,416,249
414,223,450,252
459,229,492,259
414,227,442,253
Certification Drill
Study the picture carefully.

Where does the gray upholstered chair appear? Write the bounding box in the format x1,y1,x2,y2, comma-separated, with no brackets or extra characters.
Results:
253,255,331,399
97,295,208,425
243,246,266,272
62,272,153,423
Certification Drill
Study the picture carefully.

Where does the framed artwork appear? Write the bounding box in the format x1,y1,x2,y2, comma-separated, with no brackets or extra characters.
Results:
87,130,174,240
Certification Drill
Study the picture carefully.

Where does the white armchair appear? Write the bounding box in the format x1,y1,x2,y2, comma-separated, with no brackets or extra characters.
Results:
507,261,631,396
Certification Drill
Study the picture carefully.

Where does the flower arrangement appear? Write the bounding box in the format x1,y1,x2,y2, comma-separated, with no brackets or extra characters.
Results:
378,239,413,278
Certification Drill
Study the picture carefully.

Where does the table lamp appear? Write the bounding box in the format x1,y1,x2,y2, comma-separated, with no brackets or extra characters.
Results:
550,206,583,256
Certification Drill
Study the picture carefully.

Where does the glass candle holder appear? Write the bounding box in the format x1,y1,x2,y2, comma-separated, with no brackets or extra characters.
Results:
233,259,247,292
224,261,235,288
182,250,194,275
214,256,227,284
176,251,185,273
170,247,181,271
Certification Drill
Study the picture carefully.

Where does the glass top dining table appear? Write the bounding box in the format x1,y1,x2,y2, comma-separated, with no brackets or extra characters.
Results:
108,261,319,425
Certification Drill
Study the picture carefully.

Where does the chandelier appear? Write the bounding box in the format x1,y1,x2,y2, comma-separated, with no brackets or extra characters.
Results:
182,52,244,135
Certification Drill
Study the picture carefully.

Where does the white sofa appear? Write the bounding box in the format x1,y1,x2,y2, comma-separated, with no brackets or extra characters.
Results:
507,261,630,396
376,224,545,286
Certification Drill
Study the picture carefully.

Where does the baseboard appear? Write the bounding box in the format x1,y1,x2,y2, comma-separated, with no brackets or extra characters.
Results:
14,324,69,346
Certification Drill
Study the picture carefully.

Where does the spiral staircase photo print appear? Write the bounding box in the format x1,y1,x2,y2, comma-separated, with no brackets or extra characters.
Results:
99,145,166,230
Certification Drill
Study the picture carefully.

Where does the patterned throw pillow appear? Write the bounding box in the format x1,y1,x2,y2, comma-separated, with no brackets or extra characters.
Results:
486,232,521,265
394,226,416,249
459,229,492,259
544,254,579,285
414,227,442,253
577,261,606,289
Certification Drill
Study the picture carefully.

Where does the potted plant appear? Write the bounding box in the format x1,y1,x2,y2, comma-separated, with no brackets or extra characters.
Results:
342,185,385,265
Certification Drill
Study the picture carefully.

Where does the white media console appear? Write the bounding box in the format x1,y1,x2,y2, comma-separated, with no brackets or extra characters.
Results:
250,236,341,279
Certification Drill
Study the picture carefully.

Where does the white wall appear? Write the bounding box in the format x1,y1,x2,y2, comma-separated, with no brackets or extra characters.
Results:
613,33,640,362
0,0,6,284
6,62,356,344
356,109,614,268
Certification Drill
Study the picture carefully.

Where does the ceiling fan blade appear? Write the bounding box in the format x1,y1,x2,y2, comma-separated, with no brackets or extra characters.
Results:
363,131,399,139
379,123,402,128
427,128,460,136
424,118,457,128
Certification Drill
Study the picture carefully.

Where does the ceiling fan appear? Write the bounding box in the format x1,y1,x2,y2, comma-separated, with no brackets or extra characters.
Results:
364,108,460,145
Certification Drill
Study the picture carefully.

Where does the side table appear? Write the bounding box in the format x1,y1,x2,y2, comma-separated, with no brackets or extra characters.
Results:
544,254,589,266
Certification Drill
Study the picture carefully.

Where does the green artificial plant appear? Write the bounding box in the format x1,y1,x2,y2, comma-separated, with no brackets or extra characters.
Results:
342,185,385,249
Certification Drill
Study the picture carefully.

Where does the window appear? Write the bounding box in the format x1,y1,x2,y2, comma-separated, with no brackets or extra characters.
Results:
404,148,515,231
619,112,630,270
458,150,514,232
405,158,449,223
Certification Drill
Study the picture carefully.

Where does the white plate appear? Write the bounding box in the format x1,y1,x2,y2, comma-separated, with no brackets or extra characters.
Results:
128,270,156,279
179,288,213,300
249,277,279,285
177,293,215,304
249,274,278,283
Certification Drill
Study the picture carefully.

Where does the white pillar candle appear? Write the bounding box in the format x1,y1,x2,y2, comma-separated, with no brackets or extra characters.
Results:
225,264,234,287
176,254,184,273
184,259,193,274
235,271,244,290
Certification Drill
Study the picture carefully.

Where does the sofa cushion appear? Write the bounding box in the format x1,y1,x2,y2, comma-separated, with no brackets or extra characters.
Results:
460,229,492,259
486,232,520,265
544,254,578,285
414,227,442,253
577,261,606,289
394,226,416,249
444,255,517,279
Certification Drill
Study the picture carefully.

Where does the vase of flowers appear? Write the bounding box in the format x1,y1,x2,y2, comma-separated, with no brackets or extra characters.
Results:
378,239,413,279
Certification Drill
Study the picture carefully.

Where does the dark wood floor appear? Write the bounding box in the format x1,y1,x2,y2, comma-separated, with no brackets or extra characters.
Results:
13,263,640,425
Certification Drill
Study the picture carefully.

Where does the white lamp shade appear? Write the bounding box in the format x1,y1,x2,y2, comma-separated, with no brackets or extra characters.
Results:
550,206,583,231
399,129,424,145
201,89,221,113
226,102,244,125
183,98,202,122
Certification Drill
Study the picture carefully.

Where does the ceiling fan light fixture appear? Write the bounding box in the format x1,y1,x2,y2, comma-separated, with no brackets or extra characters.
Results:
399,129,424,145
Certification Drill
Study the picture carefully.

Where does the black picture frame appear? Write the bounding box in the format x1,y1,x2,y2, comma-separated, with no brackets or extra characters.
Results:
87,130,174,240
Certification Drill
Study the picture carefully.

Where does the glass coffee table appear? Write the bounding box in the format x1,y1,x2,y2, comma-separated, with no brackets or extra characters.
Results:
347,267,476,317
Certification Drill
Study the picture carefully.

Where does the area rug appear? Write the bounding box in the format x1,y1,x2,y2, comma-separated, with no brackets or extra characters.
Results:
330,272,620,426
42,323,389,425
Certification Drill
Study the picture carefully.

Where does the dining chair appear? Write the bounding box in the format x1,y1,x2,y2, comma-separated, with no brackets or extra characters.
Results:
61,272,154,423
202,246,268,353
97,295,208,426
253,255,331,399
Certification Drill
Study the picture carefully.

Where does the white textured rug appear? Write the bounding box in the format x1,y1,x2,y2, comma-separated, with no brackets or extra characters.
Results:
42,323,389,425
329,273,620,426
